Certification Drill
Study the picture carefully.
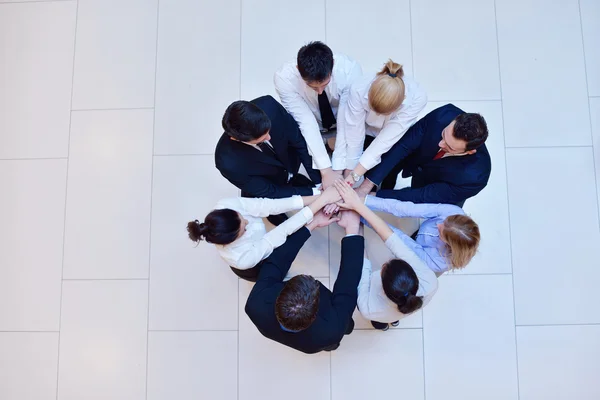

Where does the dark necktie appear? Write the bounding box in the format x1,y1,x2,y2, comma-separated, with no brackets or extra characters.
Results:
258,141,277,158
318,91,336,131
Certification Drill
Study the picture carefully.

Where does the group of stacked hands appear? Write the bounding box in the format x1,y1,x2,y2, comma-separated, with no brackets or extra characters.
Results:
187,41,492,354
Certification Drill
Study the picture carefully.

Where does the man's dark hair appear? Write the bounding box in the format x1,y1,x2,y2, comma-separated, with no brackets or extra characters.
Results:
453,113,489,151
275,275,320,332
297,41,334,83
222,100,271,142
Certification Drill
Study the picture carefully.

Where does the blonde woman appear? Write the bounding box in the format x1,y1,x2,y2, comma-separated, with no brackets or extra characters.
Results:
333,60,427,187
362,195,480,275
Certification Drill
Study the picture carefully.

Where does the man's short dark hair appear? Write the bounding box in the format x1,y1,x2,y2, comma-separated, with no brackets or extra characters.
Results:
453,113,489,151
297,41,334,83
222,100,271,142
275,275,320,332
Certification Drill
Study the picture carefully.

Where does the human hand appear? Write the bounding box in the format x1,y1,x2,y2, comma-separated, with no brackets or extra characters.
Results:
333,180,364,211
355,178,375,198
306,210,341,231
323,203,339,215
337,210,361,235
319,184,342,206
343,173,356,187
321,168,343,190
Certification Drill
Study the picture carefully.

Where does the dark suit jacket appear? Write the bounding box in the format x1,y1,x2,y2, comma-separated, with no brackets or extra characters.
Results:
215,95,321,198
245,228,364,354
365,104,492,206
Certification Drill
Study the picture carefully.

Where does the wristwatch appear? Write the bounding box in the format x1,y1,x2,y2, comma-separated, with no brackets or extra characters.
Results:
350,172,361,182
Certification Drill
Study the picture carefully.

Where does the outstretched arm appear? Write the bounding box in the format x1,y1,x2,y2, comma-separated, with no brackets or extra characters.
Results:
376,181,486,207
334,180,394,242
364,195,465,219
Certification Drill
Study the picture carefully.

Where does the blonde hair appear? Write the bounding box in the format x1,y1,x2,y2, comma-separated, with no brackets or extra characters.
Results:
368,60,405,115
440,215,480,269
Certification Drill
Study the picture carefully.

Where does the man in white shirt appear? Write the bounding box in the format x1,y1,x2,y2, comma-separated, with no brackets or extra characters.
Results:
274,41,362,190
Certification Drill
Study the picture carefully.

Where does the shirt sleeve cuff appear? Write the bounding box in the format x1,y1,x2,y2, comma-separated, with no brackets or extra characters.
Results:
312,188,322,195
331,157,346,171
345,158,360,170
314,155,332,170
298,206,314,223
291,195,304,210
358,154,378,171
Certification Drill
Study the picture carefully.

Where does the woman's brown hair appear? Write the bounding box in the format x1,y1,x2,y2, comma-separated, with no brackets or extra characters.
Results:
368,59,405,115
440,215,481,269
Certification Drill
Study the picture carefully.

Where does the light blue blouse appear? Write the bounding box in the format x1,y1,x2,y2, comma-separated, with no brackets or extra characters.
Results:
364,196,465,275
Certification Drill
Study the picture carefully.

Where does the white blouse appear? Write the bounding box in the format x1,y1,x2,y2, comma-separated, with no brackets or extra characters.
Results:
213,196,313,270
337,73,427,171
274,54,363,170
357,234,438,323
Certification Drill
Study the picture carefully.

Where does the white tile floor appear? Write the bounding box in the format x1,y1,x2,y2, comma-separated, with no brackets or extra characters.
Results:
0,0,599,399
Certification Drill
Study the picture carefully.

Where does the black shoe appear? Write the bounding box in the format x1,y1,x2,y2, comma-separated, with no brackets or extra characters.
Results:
324,343,340,352
390,321,400,327
267,213,288,226
345,318,355,335
371,321,390,331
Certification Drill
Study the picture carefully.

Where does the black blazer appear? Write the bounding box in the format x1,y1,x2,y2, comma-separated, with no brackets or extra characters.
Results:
366,104,492,206
215,95,321,198
245,229,364,354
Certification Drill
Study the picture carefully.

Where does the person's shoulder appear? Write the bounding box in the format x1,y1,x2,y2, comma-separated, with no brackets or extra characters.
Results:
251,95,282,119
430,103,464,120
215,133,232,158
333,53,359,70
348,74,375,101
274,61,301,87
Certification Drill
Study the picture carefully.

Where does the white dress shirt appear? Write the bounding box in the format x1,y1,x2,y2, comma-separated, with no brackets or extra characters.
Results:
357,234,438,323
213,196,313,270
339,74,427,171
274,54,363,170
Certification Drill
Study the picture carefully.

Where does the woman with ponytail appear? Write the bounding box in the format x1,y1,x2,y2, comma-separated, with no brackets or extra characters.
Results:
187,186,341,281
333,180,437,330
361,195,480,275
333,59,427,189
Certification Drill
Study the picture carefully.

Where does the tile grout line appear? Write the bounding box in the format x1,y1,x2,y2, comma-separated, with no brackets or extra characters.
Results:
409,3,425,399
72,107,154,112
145,1,161,399
506,144,593,149
149,329,240,332
237,279,240,400
493,2,521,399
516,322,600,327
421,326,427,400
0,0,74,4
0,331,60,333
408,0,415,76
154,153,215,157
324,0,327,43
238,3,242,399
56,1,79,399
577,0,600,228
238,0,242,101
63,278,149,281
430,99,502,102
0,157,68,161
